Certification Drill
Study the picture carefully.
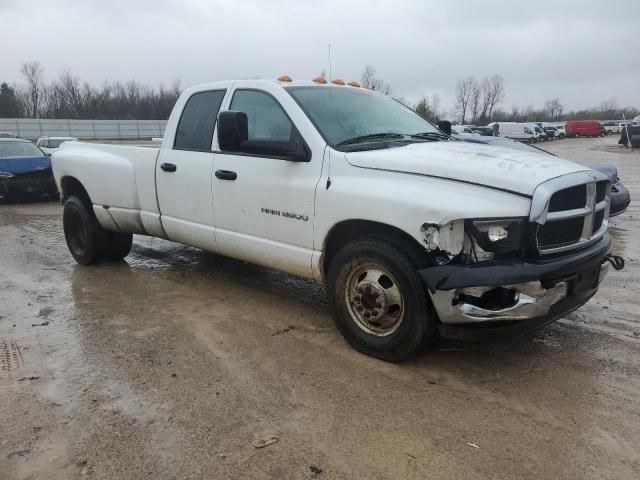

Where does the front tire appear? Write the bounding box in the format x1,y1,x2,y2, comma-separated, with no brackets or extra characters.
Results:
327,237,435,362
63,196,132,264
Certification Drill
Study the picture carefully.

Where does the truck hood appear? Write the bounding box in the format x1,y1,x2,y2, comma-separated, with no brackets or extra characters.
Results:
344,141,590,196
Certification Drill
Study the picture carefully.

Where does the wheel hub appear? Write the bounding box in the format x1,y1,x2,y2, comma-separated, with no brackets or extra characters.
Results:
346,265,405,336
351,282,388,325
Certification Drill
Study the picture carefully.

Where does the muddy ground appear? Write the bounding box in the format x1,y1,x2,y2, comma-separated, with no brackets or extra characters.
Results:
1,136,639,479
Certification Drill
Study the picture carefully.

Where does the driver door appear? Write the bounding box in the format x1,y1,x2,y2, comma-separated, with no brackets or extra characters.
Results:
212,88,322,278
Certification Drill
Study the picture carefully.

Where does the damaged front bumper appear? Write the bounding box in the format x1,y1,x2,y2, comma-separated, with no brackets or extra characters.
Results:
0,170,57,200
419,234,618,340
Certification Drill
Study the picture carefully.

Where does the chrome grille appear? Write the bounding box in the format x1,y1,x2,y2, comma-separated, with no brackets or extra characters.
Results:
530,171,610,255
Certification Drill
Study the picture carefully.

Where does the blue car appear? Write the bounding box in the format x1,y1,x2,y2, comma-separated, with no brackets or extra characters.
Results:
0,138,57,201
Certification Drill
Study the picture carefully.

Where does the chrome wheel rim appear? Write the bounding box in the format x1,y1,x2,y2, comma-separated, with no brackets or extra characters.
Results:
345,263,405,336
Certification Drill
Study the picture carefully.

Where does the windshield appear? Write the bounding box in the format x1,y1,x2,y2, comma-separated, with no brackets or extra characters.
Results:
286,86,441,148
0,142,43,158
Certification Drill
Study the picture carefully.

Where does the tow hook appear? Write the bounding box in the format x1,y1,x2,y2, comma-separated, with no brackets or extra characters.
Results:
604,254,625,270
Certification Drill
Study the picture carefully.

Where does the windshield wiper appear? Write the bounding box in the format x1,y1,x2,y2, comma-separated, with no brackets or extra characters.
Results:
409,131,450,140
336,132,405,147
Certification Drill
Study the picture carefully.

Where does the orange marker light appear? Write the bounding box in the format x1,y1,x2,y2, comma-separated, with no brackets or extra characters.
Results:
347,81,361,87
313,76,327,84
331,79,345,85
277,75,292,82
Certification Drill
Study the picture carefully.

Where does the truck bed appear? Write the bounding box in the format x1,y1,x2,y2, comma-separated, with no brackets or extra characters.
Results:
52,141,164,236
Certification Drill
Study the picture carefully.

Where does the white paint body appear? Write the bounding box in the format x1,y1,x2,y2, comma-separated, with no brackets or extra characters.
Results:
52,80,593,282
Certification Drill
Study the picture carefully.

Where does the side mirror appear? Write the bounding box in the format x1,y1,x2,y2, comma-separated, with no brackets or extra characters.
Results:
217,110,248,152
217,110,310,162
437,120,452,136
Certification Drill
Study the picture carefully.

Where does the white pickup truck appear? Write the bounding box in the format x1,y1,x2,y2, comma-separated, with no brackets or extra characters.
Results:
52,78,624,361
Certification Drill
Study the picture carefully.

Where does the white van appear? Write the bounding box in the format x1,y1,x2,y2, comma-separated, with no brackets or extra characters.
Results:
523,123,546,142
488,122,535,143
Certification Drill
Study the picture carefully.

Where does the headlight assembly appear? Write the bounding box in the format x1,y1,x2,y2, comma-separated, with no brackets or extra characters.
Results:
468,218,525,255
0,171,15,178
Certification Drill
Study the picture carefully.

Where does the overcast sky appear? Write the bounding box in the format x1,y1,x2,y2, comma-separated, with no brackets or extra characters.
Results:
2,0,639,114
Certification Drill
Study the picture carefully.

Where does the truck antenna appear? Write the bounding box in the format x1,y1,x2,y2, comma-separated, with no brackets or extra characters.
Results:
326,42,333,190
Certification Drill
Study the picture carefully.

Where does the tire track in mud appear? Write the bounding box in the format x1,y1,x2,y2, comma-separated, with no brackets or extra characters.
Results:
18,214,66,243
0,337,25,377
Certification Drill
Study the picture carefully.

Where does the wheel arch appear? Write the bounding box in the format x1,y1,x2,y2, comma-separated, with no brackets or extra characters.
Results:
321,219,431,276
60,176,92,209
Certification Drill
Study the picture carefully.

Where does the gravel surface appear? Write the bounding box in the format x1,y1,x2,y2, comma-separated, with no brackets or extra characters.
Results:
1,136,638,479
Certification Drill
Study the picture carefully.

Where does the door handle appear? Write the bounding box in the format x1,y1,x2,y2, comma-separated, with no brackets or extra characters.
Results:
215,170,237,181
160,163,177,172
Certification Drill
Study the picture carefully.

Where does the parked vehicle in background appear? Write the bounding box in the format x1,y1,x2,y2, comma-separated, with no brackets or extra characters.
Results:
451,125,475,134
591,164,631,216
602,122,621,134
51,78,624,361
565,120,606,138
0,138,57,201
544,126,558,139
619,124,640,148
554,125,566,138
0,131,17,138
36,136,78,156
470,126,494,136
533,125,552,141
488,122,536,143
454,134,631,217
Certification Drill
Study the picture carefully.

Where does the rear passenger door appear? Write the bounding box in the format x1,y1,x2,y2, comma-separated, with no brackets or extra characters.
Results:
156,89,226,251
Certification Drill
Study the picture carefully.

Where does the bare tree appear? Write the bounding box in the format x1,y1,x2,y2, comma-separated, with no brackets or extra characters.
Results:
414,96,433,122
544,98,564,119
430,93,441,121
360,65,391,95
485,75,505,120
20,61,44,118
455,76,475,123
599,98,618,111
479,78,491,121
469,80,482,124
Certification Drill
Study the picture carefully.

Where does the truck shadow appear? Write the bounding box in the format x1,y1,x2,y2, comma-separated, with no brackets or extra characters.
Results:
70,235,607,372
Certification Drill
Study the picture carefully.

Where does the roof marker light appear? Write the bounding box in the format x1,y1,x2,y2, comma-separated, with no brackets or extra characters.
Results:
313,76,327,84
347,81,360,87
277,75,292,82
331,79,345,85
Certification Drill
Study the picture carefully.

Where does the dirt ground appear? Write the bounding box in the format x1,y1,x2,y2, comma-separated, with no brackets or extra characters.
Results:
1,136,639,479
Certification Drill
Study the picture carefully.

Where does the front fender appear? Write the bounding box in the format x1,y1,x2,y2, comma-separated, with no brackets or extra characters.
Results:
314,165,532,256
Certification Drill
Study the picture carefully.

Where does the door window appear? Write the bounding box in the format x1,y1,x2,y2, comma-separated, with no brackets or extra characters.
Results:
174,90,226,151
230,90,293,142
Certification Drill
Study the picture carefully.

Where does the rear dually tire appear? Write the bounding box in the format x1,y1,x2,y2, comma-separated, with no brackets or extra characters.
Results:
63,196,132,264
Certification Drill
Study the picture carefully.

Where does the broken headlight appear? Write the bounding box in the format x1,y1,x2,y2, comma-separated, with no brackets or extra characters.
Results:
468,218,525,255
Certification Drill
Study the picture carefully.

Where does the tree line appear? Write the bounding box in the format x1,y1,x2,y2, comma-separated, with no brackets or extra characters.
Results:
0,61,181,120
1,61,638,124
413,74,638,125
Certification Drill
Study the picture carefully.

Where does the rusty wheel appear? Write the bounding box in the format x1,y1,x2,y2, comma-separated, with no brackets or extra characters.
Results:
327,236,436,362
345,264,405,336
